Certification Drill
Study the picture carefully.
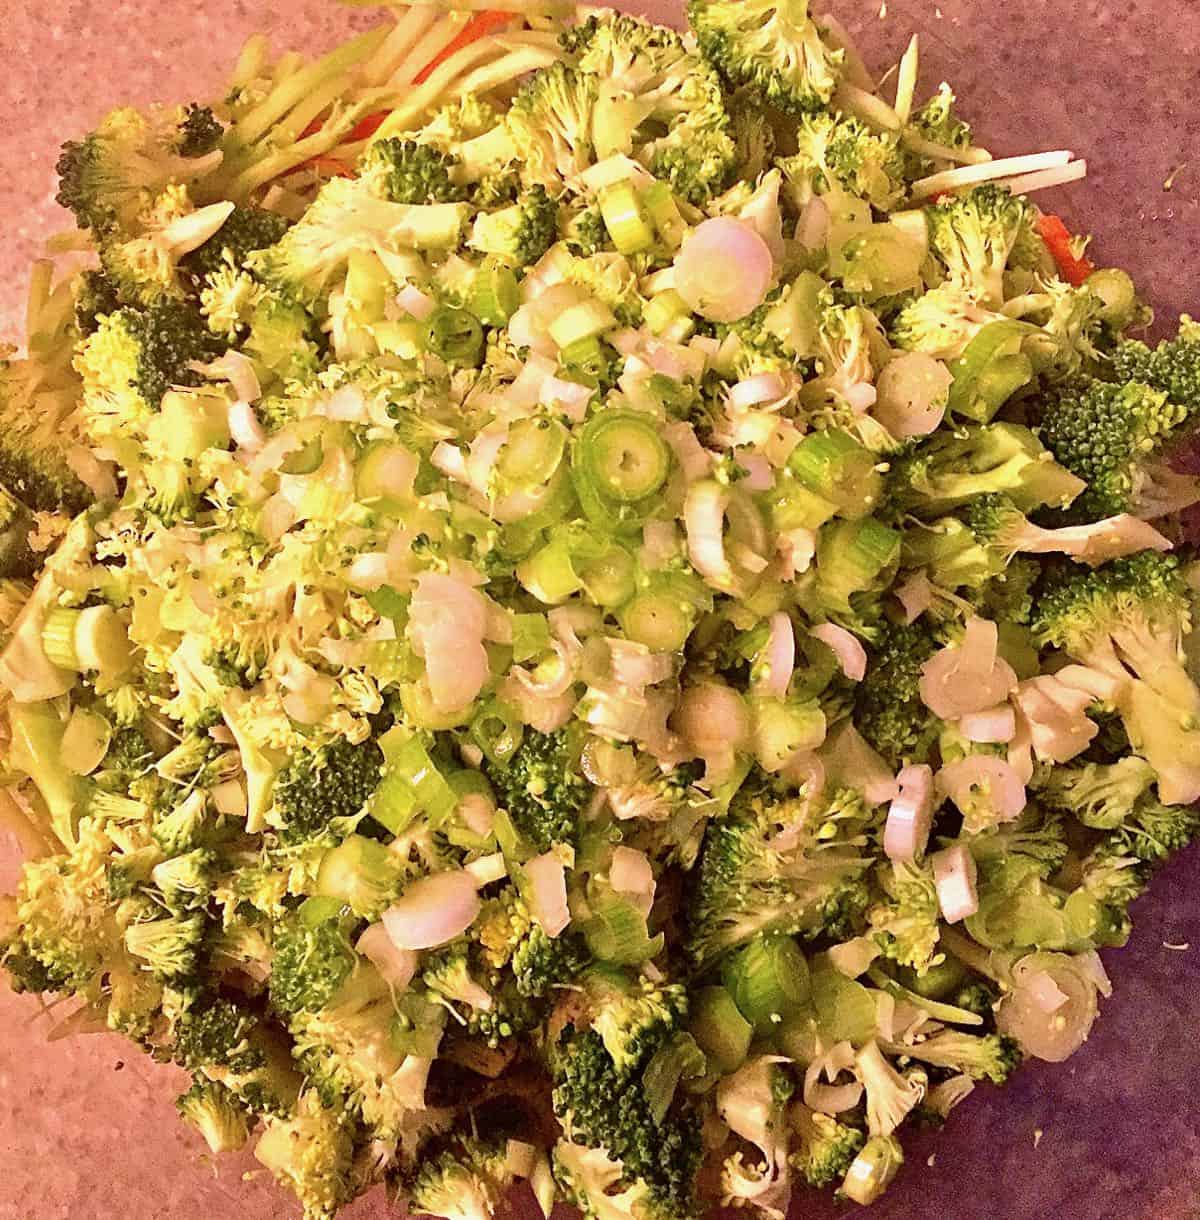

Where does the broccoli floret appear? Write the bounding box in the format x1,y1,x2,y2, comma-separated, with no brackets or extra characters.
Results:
910,84,973,152
1111,315,1200,419
727,92,776,181
178,205,291,283
562,12,735,204
887,422,1086,517
954,980,999,1016
255,1092,357,1220
965,808,1071,880
74,300,221,442
855,1040,928,1137
151,847,216,912
552,1026,701,1218
288,960,435,1139
475,886,591,996
361,137,467,204
687,785,874,968
854,618,942,765
1037,375,1197,521
247,175,468,305
925,184,1032,307
481,727,591,852
778,112,907,212
1102,795,1200,865
890,282,1012,362
1032,551,1200,804
688,0,844,116
582,971,689,1073
469,185,558,266
123,911,204,980
56,104,223,236
790,1104,864,1188
405,1133,516,1220
563,203,609,256
176,1078,252,1155
270,737,383,847
553,1139,677,1220
868,858,943,975
74,267,124,336
564,252,647,327
269,915,357,1019
172,993,265,1072
1034,755,1158,828
893,1030,1022,1085
506,63,600,188
176,105,224,158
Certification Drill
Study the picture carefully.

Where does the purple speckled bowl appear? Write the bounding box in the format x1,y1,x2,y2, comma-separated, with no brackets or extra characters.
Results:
0,4,1197,1219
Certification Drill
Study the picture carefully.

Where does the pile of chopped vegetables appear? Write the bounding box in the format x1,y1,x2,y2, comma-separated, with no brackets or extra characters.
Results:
2,1,1199,1216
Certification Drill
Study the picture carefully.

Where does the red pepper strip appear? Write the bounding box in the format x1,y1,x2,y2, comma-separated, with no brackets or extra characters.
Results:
412,10,516,85
1036,213,1096,287
300,155,354,178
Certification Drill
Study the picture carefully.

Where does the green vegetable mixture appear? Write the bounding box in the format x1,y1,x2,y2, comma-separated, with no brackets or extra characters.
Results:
1,0,1198,1216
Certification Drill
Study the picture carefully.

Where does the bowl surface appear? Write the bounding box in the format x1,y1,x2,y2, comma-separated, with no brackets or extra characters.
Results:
0,3,1197,1218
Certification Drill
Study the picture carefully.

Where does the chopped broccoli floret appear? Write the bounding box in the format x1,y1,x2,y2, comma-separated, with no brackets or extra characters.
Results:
481,727,591,852
925,184,1032,307
1102,795,1200,865
893,1030,1022,1085
687,785,874,968
778,112,907,212
360,137,467,204
688,0,845,116
255,1092,357,1220
469,185,558,266
868,858,943,975
1110,315,1200,419
854,618,942,765
176,1078,252,1155
270,737,383,847
790,1104,864,1188
404,1133,516,1220
269,915,358,1019
1032,551,1200,805
1037,375,1197,521
1034,756,1158,829
179,205,291,283
886,422,1086,517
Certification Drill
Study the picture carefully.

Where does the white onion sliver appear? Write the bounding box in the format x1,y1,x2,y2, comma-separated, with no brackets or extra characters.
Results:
206,349,261,403
937,755,1027,822
931,843,979,923
809,623,867,682
959,703,1017,744
674,217,774,323
324,384,368,423
228,401,266,452
610,846,655,917
382,870,482,950
754,612,795,699
539,375,592,421
525,851,570,938
895,570,935,623
465,852,508,888
357,922,419,991
737,452,775,492
347,551,391,592
729,373,788,411
1025,970,1070,1013
873,352,951,438
883,763,935,862
396,283,436,320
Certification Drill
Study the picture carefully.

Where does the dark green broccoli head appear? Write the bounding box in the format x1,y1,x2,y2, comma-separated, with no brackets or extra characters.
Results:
176,105,225,158
74,268,124,336
551,1026,701,1218
1037,375,1193,520
172,994,266,1072
470,185,558,265
272,737,384,847
854,618,942,766
512,926,591,998
268,916,357,1019
1111,317,1200,419
687,786,874,968
362,137,467,204
179,206,292,283
482,727,592,852
687,0,844,116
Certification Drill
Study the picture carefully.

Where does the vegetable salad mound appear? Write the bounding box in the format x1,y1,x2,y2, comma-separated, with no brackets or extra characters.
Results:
2,2,1198,1217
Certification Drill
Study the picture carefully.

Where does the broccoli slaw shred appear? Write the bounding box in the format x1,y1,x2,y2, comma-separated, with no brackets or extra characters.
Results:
2,1,1199,1218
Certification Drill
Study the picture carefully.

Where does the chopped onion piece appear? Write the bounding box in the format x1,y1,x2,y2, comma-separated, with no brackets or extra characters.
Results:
809,623,867,682
843,381,878,415
525,850,570,937
1012,675,1098,763
431,441,469,485
410,572,489,711
894,570,935,623
211,779,247,817
662,421,712,482
465,852,508,887
396,283,435,320
347,551,391,591
883,763,935,861
937,755,1026,823
323,383,368,422
228,401,266,452
931,843,979,923
797,195,831,250
383,870,482,950
675,218,774,323
203,349,261,402
873,353,951,438
919,621,1017,718
997,952,1101,1062
737,452,775,491
729,373,788,411
754,612,795,699
1025,971,1070,1013
539,375,592,421
959,703,1017,744
610,846,655,917
357,922,419,991
674,681,750,765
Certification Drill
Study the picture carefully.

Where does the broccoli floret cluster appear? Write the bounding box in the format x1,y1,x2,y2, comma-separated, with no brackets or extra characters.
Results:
482,728,592,852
